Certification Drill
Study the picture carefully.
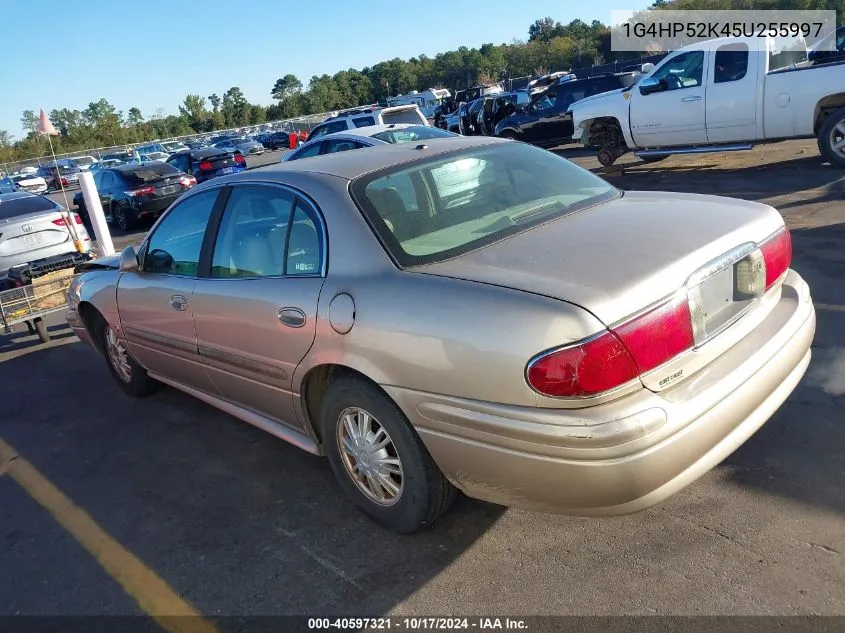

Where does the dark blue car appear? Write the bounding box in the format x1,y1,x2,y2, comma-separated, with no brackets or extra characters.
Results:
165,148,246,184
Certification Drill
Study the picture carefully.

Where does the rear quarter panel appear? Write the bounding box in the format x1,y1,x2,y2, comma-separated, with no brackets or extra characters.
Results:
763,64,845,138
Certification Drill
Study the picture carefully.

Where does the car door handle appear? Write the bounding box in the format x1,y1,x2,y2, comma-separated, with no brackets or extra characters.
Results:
170,295,188,311
681,96,702,102
277,307,306,328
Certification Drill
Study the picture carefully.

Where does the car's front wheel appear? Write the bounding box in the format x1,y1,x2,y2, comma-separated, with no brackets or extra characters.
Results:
101,323,160,397
320,376,456,533
818,106,845,168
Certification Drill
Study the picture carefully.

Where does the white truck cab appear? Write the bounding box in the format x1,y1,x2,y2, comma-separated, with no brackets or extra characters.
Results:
571,36,845,166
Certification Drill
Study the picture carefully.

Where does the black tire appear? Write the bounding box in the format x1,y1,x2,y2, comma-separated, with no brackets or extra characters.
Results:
113,205,137,232
25,320,36,335
498,130,518,141
34,318,49,343
99,322,160,397
817,106,845,168
320,376,456,533
640,155,668,164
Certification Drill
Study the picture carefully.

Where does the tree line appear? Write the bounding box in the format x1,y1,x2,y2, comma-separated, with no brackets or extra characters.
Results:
2,0,842,165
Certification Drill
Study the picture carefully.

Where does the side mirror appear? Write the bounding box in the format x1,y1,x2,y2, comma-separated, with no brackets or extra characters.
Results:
146,248,173,273
639,77,666,96
118,246,139,272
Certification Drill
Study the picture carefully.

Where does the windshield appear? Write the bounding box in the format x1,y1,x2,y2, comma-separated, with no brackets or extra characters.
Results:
351,142,618,267
370,126,455,144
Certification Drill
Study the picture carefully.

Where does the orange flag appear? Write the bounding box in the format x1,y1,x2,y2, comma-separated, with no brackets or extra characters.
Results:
37,109,59,135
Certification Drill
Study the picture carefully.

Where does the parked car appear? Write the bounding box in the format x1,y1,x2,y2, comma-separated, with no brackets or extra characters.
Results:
37,163,81,190
283,124,457,162
808,26,845,65
90,159,125,171
72,162,196,231
161,141,190,154
1,173,49,195
306,105,429,142
70,155,99,171
136,152,170,163
166,148,247,183
475,91,532,135
135,143,169,159
102,150,135,163
66,136,814,534
0,192,91,277
213,137,265,156
570,35,845,166
495,73,641,148
260,131,296,150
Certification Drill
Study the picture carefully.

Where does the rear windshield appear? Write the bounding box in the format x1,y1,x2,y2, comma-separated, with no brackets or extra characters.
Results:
0,194,59,219
350,142,618,267
381,109,426,125
73,156,95,166
370,126,455,144
121,163,180,183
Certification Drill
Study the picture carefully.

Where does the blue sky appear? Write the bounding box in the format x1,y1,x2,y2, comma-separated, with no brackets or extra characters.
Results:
0,0,641,138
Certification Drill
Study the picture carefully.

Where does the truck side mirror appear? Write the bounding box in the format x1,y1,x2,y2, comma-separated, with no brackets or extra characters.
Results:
639,77,666,96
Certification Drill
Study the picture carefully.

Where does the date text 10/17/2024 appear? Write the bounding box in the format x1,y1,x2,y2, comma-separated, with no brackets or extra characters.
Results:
308,617,529,630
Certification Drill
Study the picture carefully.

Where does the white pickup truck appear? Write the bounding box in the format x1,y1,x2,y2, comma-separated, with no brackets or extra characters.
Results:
570,36,845,167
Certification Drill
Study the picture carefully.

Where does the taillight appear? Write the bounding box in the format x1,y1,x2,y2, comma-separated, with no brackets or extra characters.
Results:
760,227,791,290
526,332,639,398
127,186,155,197
179,175,197,187
52,214,83,226
527,296,694,398
234,154,245,164
611,297,694,374
198,161,214,170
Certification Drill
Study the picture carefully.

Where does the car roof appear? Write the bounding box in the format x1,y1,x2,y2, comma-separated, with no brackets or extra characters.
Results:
268,135,506,181
322,123,422,141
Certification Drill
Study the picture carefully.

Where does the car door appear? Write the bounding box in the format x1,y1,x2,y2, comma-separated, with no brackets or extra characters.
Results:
706,42,758,143
190,184,325,430
521,90,558,143
116,189,221,393
628,49,708,147
97,171,117,217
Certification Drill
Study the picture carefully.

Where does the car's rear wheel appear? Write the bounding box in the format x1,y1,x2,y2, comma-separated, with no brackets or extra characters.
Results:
818,106,845,168
320,376,456,533
113,205,137,232
101,323,160,397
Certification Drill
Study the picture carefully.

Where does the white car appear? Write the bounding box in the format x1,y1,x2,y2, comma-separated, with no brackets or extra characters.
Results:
71,155,99,171
161,141,189,154
283,124,458,162
9,172,49,194
305,105,430,142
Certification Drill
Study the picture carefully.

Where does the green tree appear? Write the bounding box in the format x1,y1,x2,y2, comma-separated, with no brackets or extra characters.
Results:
271,74,303,101
127,107,144,126
0,130,12,148
20,110,38,134
179,94,208,132
221,87,250,126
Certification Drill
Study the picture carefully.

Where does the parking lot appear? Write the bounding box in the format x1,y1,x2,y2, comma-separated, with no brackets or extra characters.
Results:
2,140,844,620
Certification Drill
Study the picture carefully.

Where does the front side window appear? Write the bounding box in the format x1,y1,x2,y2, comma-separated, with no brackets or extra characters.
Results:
211,186,294,278
370,126,455,144
309,125,329,139
288,142,324,161
144,190,218,276
326,121,348,134
352,116,376,128
352,142,618,267
714,43,749,83
325,140,361,153
651,51,704,90
531,91,557,112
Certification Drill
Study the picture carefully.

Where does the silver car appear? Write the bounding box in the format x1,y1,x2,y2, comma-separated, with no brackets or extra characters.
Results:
0,192,91,276
66,137,814,533
214,137,264,156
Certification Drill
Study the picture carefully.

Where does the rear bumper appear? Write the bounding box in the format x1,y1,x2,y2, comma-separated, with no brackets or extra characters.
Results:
388,269,815,514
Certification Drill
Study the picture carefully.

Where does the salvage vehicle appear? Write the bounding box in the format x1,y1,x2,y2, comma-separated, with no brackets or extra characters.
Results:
306,105,430,142
72,162,196,231
570,36,845,166
495,73,639,148
2,172,49,195
66,137,815,533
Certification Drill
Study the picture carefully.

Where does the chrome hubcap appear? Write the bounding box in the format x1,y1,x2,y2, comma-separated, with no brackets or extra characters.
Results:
829,119,845,158
105,326,132,383
337,407,403,506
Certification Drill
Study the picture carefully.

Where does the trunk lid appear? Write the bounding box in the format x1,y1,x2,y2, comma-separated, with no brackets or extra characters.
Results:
413,191,786,390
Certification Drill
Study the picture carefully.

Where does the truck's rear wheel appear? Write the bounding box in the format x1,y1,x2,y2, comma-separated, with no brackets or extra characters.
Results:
817,106,845,168
592,120,627,167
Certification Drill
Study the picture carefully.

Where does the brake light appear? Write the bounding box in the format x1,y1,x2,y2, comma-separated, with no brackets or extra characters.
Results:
179,175,197,187
527,332,639,397
527,296,694,398
611,297,694,375
759,227,791,290
198,161,214,170
127,186,155,197
233,154,245,164
52,214,84,226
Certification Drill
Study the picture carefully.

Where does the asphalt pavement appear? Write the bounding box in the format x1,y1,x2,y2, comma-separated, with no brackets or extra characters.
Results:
2,140,843,622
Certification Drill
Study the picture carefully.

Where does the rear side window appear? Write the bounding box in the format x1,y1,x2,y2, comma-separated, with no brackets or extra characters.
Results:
326,121,348,134
0,194,59,219
352,116,376,128
714,43,749,83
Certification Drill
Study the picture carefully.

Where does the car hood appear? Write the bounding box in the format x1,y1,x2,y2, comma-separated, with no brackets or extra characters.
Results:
567,87,627,112
411,191,784,326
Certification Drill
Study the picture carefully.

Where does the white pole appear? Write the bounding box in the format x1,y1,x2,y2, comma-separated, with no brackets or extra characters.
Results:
77,171,115,257
44,134,83,245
